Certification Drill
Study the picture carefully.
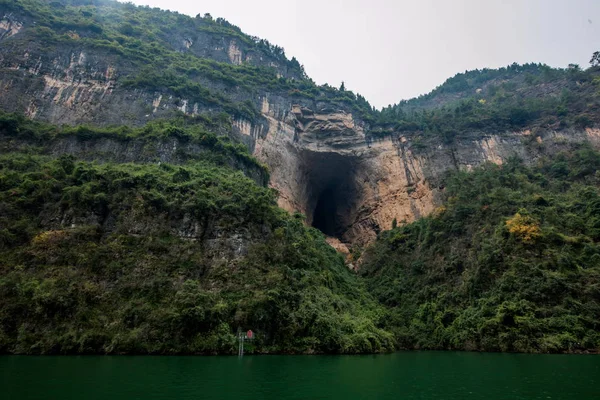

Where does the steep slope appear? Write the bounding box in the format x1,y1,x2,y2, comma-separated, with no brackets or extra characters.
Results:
360,147,600,353
3,0,600,246
378,63,600,135
0,113,393,354
2,0,600,355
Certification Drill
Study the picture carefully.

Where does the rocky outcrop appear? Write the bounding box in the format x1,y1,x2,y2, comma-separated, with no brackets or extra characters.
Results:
250,104,442,245
2,2,600,249
247,98,600,246
0,14,23,40
2,41,598,246
0,134,269,186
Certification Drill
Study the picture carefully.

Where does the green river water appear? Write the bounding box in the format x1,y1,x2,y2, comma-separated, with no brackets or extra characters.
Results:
1,352,599,399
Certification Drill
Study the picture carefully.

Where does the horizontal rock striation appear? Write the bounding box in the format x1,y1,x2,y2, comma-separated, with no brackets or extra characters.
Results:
2,1,600,247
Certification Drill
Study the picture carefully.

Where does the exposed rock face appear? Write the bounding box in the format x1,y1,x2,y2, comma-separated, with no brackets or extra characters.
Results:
249,103,443,245
0,14,23,40
2,41,598,246
0,134,268,186
2,5,600,248
248,99,600,245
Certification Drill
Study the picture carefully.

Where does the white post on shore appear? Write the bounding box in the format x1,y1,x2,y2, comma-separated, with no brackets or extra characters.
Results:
238,333,245,357
238,330,254,357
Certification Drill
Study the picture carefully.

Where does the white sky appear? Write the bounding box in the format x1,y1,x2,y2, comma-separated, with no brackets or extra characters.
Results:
122,0,600,109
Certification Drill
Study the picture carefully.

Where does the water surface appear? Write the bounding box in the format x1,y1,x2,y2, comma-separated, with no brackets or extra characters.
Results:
2,352,599,399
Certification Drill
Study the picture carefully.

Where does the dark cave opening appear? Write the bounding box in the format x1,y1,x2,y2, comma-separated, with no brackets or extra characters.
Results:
312,186,339,237
301,151,361,240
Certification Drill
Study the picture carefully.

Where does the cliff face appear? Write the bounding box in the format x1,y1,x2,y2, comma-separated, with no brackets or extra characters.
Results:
5,0,600,357
0,0,304,126
2,1,600,247
251,99,600,245
0,132,269,185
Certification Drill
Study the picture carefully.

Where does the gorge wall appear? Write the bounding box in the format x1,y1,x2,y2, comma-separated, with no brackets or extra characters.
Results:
2,2,600,248
249,100,600,245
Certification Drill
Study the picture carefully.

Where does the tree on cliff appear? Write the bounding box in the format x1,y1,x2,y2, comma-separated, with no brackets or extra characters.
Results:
590,51,600,67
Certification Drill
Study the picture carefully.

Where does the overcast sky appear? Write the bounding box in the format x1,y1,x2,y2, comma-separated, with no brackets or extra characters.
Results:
123,0,600,109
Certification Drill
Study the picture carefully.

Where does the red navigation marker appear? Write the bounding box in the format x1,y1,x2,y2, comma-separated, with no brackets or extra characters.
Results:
247,330,253,339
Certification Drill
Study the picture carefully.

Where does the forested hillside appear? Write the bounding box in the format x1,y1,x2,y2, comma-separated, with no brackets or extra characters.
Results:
361,146,600,353
1,0,600,355
0,113,393,354
0,0,374,124
375,63,600,144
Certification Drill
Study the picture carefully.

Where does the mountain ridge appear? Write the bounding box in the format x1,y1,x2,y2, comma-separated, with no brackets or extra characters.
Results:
1,0,600,354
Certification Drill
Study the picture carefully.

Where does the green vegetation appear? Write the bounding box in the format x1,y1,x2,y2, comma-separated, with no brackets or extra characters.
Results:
0,111,266,175
376,63,600,142
5,113,599,355
0,116,393,355
1,0,303,74
0,0,375,121
11,0,598,135
3,0,599,137
2,0,600,356
361,146,600,353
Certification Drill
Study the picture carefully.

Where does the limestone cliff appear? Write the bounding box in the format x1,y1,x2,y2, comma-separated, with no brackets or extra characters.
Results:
249,100,600,245
2,0,600,248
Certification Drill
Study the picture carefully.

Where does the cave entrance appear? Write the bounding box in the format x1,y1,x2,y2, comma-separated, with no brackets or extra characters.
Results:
312,186,339,236
301,151,361,240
